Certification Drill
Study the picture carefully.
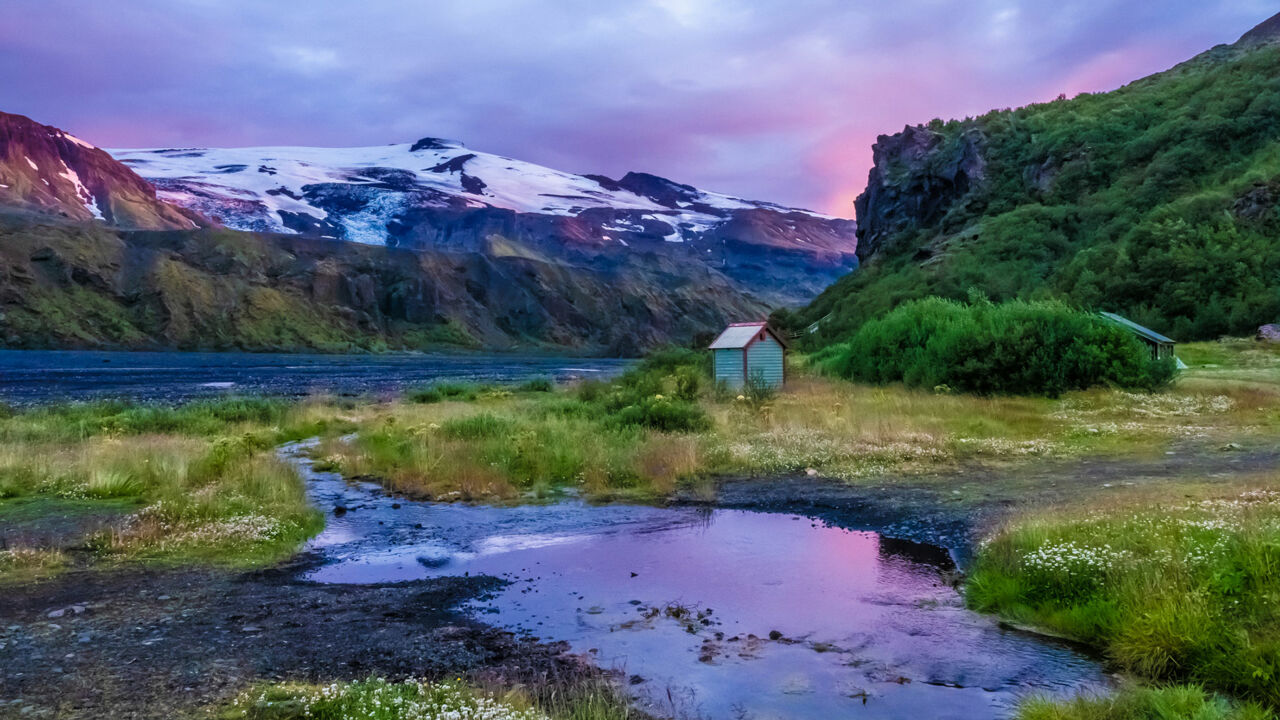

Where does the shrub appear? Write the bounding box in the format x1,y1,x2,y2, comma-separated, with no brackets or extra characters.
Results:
819,297,1176,396
605,396,711,433
673,366,703,402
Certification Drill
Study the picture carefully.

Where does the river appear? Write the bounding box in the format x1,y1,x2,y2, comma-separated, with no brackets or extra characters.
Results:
283,441,1111,720
0,350,631,405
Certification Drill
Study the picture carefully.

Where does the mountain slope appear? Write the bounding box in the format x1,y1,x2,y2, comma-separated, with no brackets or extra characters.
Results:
800,12,1280,343
0,112,200,230
111,141,857,306
0,212,770,354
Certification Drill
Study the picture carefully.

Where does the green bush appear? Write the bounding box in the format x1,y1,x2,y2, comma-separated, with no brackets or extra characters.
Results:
819,297,1176,396
605,396,711,433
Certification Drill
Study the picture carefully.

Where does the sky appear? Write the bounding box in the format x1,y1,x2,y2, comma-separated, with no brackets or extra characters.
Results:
1,1,1273,216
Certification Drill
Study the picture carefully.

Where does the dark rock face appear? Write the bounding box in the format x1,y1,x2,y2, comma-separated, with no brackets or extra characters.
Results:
410,137,459,152
1237,11,1280,48
853,125,986,262
0,112,200,230
615,172,700,208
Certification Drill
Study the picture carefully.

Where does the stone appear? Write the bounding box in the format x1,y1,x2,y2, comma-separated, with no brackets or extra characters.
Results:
1258,324,1280,343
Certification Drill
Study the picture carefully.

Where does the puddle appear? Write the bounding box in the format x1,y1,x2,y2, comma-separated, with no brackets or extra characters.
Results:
284,441,1110,719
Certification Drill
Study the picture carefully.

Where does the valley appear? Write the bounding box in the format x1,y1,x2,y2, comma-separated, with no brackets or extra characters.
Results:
4,5,1280,720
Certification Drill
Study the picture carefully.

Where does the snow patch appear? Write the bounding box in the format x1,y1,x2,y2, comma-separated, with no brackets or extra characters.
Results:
24,156,38,171
60,133,97,150
57,161,104,220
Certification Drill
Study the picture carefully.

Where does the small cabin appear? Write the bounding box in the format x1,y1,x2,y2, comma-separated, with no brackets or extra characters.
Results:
708,322,788,389
1099,311,1176,361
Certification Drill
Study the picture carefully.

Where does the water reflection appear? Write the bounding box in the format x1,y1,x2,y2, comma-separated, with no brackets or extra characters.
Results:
285,444,1109,719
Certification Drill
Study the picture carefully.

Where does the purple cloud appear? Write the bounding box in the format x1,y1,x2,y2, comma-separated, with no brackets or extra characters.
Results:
1,0,1271,215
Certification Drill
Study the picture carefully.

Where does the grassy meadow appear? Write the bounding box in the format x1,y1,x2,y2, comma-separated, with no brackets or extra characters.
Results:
2,339,1278,584
0,397,340,579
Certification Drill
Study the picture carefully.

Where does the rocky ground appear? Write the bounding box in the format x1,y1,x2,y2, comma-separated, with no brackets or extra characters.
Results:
0,556,597,720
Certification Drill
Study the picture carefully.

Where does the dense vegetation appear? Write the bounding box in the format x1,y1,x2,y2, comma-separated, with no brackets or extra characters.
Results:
813,297,1175,396
970,480,1280,710
799,37,1280,344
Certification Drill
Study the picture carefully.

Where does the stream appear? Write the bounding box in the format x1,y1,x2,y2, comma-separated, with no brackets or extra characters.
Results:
283,440,1111,719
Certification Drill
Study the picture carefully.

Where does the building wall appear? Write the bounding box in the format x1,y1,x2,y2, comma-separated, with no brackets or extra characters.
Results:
714,348,745,388
745,335,785,388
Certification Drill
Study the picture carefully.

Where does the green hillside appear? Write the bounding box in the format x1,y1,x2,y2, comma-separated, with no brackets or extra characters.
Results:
798,16,1280,344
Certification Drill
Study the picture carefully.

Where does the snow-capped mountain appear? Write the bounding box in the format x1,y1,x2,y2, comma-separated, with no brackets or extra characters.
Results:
0,111,857,353
112,139,857,303
0,111,200,230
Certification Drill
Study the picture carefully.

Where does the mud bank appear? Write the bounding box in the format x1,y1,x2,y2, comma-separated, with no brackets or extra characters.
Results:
0,559,600,719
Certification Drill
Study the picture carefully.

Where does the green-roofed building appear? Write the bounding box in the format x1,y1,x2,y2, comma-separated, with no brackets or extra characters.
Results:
1099,311,1176,361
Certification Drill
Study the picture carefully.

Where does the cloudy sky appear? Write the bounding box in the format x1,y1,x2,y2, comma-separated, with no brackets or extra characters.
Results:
2,1,1272,215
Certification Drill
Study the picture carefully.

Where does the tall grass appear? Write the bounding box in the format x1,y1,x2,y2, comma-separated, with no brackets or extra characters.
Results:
1017,685,1274,720
0,396,297,442
968,480,1280,707
0,399,328,572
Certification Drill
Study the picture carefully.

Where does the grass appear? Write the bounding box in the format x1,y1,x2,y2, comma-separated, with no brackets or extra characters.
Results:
303,340,1280,504
968,478,1280,708
219,677,636,720
1017,685,1274,720
0,396,343,580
